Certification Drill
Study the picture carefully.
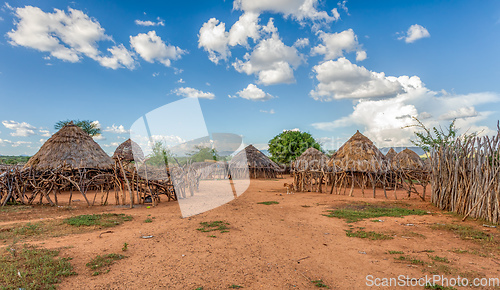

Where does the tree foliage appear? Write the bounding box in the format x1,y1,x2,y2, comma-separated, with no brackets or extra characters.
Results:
405,117,478,153
0,155,31,165
188,146,219,162
145,141,172,167
55,120,101,137
268,130,321,164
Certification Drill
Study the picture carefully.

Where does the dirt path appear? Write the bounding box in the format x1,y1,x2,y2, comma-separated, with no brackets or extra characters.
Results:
2,177,499,289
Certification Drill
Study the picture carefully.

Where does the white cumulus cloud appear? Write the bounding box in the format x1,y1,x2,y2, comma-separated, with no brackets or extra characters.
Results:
233,0,340,24
97,44,136,70
198,18,230,64
38,129,51,137
400,24,430,43
2,120,37,137
7,6,135,70
311,29,365,61
310,57,404,101
312,75,500,147
135,18,165,27
130,31,186,67
104,124,129,134
440,107,479,120
293,38,310,48
233,29,304,85
228,12,261,47
232,84,275,101
173,87,215,100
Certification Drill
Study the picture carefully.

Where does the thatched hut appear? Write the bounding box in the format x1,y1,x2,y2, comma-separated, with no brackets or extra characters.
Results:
327,131,389,197
385,148,397,161
392,148,423,171
25,123,113,171
392,148,429,200
328,131,386,172
229,145,280,179
292,148,330,192
113,139,144,162
293,147,329,171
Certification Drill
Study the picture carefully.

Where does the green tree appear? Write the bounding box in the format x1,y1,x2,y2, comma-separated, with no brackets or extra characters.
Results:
405,117,478,153
188,146,219,162
55,120,101,137
268,130,321,164
146,141,172,167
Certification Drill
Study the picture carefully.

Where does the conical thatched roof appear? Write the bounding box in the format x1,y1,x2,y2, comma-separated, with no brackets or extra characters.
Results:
293,147,329,171
392,148,424,171
385,148,397,160
229,145,280,170
328,131,386,172
113,139,144,162
24,123,114,170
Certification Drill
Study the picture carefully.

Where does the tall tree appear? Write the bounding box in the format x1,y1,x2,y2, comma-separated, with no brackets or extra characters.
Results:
55,120,101,137
268,130,321,164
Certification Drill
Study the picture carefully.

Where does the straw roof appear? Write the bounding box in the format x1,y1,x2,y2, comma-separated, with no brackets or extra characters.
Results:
229,145,280,170
328,130,386,172
392,148,424,171
385,148,397,160
293,147,329,171
113,139,144,162
24,123,114,170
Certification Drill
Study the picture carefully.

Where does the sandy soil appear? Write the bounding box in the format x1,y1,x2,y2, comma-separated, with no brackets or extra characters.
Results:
1,177,499,289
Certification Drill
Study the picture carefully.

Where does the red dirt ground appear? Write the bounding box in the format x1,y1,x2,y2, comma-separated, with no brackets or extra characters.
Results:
1,176,499,289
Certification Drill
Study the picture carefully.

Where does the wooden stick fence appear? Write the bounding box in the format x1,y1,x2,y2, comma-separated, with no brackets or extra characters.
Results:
430,123,500,224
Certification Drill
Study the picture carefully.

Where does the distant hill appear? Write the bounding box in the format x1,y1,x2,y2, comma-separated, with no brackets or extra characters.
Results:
379,147,426,156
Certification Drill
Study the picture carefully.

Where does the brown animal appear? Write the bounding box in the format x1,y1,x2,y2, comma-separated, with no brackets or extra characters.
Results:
283,183,294,194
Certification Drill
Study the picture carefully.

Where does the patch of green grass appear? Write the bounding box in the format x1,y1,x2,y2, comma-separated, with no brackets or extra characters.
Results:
144,218,153,223
122,243,128,252
86,253,126,276
0,205,31,213
388,250,404,254
197,221,230,233
257,201,279,205
428,255,449,263
345,230,393,240
0,222,51,242
311,279,329,288
430,224,492,241
422,249,435,253
401,231,427,239
0,244,76,289
229,285,243,289
449,248,487,257
208,235,217,238
324,203,427,223
11,222,45,236
63,213,133,228
394,255,425,265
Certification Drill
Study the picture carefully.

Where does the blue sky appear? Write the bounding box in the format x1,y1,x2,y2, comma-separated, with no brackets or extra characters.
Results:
0,0,499,156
